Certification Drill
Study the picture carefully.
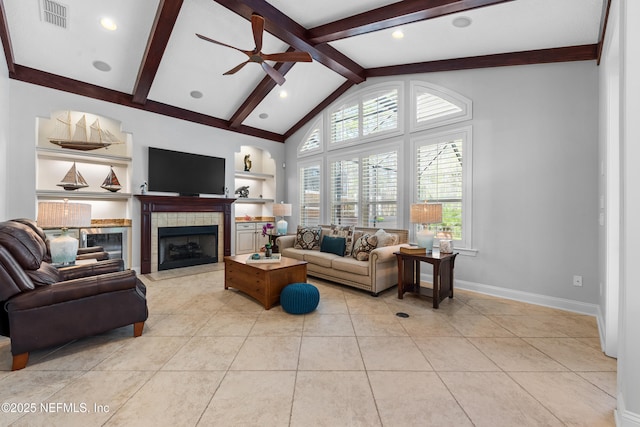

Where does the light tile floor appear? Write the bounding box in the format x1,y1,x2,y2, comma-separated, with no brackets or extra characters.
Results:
0,265,617,426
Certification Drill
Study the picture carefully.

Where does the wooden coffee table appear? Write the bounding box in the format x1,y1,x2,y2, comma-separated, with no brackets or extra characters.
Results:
224,255,308,309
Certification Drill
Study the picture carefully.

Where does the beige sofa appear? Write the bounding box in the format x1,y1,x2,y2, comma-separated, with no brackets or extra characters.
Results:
276,226,409,296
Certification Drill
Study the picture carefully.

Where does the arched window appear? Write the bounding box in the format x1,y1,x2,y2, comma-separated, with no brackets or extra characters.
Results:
297,118,323,157
411,81,472,132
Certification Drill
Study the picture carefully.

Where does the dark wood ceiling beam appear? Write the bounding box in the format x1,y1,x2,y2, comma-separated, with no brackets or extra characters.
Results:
366,44,598,77
10,65,284,142
308,0,514,44
229,49,296,128
213,0,365,83
596,0,612,65
132,0,184,105
0,0,15,74
284,80,355,140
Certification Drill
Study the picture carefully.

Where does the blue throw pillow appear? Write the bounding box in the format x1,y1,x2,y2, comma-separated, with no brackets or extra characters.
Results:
320,235,346,256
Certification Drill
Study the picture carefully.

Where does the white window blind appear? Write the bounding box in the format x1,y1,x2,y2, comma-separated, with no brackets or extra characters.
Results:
299,127,321,154
362,89,398,136
299,164,321,226
416,92,462,123
416,138,463,239
329,158,359,226
330,101,359,143
362,151,398,228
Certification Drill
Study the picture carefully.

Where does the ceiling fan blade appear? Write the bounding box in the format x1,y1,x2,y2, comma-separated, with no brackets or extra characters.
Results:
262,51,313,63
261,62,286,86
251,14,264,53
196,33,251,56
223,61,250,75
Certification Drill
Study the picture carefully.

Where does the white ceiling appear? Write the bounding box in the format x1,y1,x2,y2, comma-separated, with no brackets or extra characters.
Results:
2,0,605,138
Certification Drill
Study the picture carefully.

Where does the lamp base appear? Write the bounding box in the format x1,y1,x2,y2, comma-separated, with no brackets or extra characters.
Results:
49,230,79,265
416,229,435,251
276,219,288,235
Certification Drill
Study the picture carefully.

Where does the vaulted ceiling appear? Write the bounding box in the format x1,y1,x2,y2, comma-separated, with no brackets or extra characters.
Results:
0,0,609,142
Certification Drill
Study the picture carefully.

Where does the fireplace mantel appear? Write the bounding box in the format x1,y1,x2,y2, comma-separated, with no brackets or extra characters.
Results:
135,195,235,274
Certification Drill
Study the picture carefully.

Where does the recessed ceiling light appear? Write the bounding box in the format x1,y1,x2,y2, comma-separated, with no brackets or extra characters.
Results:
452,17,472,28
259,113,269,119
391,29,404,39
92,60,111,72
100,17,117,31
279,90,288,98
190,90,203,99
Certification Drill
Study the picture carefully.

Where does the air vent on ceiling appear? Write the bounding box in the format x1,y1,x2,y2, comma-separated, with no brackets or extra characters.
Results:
40,0,68,29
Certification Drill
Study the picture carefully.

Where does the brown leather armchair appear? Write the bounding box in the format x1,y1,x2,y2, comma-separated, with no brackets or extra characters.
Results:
0,220,148,370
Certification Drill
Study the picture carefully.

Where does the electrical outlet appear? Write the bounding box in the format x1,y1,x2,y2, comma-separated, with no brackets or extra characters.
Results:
573,275,583,287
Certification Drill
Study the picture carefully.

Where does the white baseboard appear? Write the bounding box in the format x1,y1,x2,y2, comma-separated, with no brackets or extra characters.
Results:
446,277,600,316
616,393,640,427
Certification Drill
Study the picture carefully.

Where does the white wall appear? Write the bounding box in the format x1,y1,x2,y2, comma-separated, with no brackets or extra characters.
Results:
5,80,286,270
0,54,8,219
618,0,640,423
285,61,600,309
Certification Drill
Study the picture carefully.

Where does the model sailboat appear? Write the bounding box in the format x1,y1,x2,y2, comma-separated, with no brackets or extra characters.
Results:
100,166,122,192
57,162,89,191
49,111,122,151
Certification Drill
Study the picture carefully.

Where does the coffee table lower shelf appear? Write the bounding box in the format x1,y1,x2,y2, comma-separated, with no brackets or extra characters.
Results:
224,255,308,309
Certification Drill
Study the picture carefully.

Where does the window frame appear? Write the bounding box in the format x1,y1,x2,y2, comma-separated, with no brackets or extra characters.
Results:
410,81,472,133
297,117,324,158
411,126,474,252
297,158,323,227
327,82,404,150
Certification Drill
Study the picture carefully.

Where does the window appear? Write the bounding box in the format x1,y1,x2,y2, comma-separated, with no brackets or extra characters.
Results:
298,118,323,157
411,81,472,132
329,148,399,228
299,163,321,226
329,83,402,146
413,127,472,248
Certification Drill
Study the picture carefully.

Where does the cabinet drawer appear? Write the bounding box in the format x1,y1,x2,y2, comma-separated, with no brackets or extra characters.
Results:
236,223,256,231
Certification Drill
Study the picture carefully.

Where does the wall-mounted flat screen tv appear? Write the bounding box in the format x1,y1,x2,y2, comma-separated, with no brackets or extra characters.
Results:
148,147,225,196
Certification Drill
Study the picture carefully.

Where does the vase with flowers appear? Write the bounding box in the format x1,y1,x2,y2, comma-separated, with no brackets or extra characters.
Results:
262,223,274,237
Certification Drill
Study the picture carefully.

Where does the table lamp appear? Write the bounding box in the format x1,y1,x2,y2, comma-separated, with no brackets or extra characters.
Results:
410,202,443,251
273,202,292,235
37,199,92,265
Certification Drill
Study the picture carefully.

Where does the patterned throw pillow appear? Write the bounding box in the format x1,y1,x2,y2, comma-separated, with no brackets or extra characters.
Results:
294,226,321,250
352,233,378,261
374,229,399,247
330,224,355,256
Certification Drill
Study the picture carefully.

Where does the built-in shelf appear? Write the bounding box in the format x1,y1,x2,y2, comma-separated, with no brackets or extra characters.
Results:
234,171,273,180
36,147,131,166
234,198,274,204
36,190,132,200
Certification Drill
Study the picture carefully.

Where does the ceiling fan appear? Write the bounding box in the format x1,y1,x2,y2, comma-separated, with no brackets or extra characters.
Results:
196,13,312,86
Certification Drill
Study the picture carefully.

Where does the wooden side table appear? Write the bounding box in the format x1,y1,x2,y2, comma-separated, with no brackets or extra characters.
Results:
395,251,458,309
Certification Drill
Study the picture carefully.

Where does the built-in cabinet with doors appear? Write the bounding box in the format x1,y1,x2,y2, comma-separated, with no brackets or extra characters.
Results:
234,146,277,255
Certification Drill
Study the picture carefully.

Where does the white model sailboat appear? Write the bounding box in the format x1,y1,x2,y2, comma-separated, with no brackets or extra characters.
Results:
100,166,122,192
49,111,122,151
56,162,89,191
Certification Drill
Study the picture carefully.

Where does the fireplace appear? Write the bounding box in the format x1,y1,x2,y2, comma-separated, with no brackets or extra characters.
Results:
158,225,218,271
135,196,235,274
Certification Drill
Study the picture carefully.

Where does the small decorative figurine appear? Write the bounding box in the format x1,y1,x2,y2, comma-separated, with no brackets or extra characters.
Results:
235,185,250,198
244,154,252,172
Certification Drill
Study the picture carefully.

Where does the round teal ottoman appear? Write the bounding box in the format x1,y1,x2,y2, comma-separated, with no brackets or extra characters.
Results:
280,283,319,314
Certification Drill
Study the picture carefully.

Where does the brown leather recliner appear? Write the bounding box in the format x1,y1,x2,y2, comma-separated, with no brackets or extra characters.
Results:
0,220,148,370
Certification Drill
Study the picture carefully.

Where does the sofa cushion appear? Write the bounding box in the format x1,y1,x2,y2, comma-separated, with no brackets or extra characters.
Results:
294,226,321,250
304,251,339,268
281,247,306,261
352,233,378,261
332,256,369,276
26,262,62,286
329,224,355,256
374,229,399,247
320,235,346,257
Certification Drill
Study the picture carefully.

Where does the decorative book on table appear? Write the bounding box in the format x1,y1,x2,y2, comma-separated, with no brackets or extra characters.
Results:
399,245,427,255
246,253,282,264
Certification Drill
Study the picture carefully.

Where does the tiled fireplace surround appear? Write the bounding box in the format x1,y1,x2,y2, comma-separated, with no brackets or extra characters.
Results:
136,196,235,274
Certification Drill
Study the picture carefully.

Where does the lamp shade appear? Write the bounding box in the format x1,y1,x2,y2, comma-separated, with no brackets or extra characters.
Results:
273,203,292,217
37,200,92,228
410,203,443,225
